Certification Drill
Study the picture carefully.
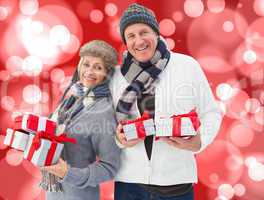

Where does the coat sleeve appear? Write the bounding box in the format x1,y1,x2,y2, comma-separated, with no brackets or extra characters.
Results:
191,58,223,153
61,107,121,188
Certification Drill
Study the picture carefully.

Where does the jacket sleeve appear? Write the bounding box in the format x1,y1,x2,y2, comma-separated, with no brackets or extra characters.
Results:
61,107,121,188
191,58,223,154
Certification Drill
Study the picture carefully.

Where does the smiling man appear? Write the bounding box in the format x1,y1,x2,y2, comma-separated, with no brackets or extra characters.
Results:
110,3,223,200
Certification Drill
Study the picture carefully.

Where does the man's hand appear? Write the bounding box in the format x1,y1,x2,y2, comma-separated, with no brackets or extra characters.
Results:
160,133,202,152
42,158,68,178
116,123,142,147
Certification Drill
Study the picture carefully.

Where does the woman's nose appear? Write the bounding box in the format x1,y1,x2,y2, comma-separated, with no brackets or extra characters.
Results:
83,68,94,75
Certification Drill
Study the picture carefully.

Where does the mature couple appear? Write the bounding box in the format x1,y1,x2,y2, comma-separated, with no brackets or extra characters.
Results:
42,3,222,200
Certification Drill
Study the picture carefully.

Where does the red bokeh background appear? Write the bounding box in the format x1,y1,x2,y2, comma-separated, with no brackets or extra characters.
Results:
0,0,264,199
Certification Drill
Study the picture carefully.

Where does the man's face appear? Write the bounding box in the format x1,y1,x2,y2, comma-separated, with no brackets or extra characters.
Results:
124,23,158,62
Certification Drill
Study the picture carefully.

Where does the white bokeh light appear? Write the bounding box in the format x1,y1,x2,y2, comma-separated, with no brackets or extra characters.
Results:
22,56,43,76
184,0,204,18
253,0,264,16
217,184,234,199
223,21,234,32
90,9,104,23
0,6,8,21
20,18,60,62
248,161,264,182
105,3,118,17
19,0,39,16
254,106,264,125
60,34,80,54
207,0,225,13
6,56,24,76
245,98,261,113
31,20,44,34
245,156,257,167
1,96,15,111
6,149,24,166
51,68,65,83
159,19,176,36
23,84,42,104
49,25,71,46
216,83,234,101
215,196,228,200
243,50,257,64
233,183,246,197
172,11,184,22
165,38,175,50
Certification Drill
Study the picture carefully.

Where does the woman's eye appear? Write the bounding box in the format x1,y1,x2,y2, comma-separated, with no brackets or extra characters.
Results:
95,65,102,70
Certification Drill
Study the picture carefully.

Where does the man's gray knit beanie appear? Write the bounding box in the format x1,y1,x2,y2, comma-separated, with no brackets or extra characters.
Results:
119,3,159,43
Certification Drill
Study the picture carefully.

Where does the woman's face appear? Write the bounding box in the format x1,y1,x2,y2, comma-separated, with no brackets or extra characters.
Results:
79,56,108,87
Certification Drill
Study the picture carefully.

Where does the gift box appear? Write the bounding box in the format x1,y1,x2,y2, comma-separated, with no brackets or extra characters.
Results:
14,113,56,135
4,128,29,151
23,132,76,167
155,109,201,137
122,112,155,141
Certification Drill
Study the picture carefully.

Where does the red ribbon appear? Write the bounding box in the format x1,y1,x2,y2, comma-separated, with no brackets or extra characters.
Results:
14,115,56,135
171,109,201,137
8,129,16,147
121,112,151,139
26,131,77,166
121,111,150,125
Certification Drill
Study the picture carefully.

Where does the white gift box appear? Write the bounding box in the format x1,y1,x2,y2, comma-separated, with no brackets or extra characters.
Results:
4,128,29,151
123,118,155,140
156,117,197,137
15,113,56,134
23,134,64,167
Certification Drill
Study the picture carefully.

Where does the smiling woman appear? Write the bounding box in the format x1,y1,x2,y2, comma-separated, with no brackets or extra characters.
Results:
41,40,121,200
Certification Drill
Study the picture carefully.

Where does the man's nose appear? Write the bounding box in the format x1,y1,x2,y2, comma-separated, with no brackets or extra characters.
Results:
135,35,144,46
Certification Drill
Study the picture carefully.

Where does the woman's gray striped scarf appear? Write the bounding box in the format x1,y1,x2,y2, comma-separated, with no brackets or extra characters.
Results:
40,81,111,192
116,38,170,121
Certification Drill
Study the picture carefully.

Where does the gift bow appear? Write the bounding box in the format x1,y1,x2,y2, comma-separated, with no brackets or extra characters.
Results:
121,111,151,139
170,109,201,137
27,131,77,166
121,111,151,125
31,131,77,149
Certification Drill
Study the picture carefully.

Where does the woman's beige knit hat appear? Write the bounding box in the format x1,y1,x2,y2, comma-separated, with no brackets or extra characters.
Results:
79,40,118,72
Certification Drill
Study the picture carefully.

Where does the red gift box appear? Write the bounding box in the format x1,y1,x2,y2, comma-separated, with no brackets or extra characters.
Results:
14,113,56,135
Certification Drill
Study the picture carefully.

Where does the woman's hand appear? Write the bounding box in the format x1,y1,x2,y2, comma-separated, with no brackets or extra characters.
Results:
116,123,142,147
42,158,68,179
